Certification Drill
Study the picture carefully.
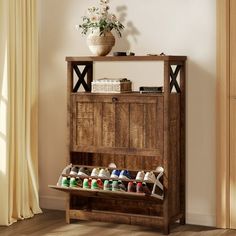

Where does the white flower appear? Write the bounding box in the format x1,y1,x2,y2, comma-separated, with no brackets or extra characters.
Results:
100,0,109,4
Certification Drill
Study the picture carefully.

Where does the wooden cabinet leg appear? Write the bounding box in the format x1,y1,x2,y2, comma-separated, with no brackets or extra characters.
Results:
66,210,70,224
180,215,186,225
163,223,170,235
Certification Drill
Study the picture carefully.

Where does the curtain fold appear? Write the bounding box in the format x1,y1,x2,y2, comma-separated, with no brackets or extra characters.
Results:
0,0,42,226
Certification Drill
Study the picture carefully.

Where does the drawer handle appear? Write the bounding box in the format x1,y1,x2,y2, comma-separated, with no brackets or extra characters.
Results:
112,97,118,102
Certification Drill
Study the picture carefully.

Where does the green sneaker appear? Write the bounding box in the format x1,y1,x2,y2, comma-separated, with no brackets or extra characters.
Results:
91,179,99,190
112,180,119,191
103,180,112,191
83,178,91,189
61,177,70,187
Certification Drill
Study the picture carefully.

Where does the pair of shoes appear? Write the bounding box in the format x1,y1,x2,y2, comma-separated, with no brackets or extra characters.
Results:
91,168,111,178
111,180,126,192
91,178,103,190
136,171,156,183
111,169,131,180
103,180,126,192
83,178,103,190
69,177,82,188
127,181,151,195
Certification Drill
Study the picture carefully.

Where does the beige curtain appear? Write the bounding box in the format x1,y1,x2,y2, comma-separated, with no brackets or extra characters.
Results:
0,0,42,226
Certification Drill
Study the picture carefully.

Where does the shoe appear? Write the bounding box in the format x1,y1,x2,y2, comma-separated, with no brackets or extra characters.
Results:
83,178,91,189
103,180,112,191
69,166,79,175
119,170,131,180
110,169,121,178
98,168,110,178
97,178,103,189
91,168,100,177
118,180,126,192
144,171,156,183
127,181,136,192
136,182,144,193
112,180,119,191
142,182,151,195
91,179,99,190
135,171,145,181
69,177,82,187
61,176,70,187
78,167,90,177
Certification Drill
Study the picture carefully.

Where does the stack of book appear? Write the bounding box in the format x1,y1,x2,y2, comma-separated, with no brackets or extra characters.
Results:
139,86,163,94
92,78,132,93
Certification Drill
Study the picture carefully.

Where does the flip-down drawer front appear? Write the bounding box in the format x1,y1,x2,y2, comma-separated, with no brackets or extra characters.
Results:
70,93,164,156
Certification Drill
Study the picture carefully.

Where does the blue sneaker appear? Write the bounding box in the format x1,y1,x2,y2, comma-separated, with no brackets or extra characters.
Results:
119,170,131,180
110,169,121,178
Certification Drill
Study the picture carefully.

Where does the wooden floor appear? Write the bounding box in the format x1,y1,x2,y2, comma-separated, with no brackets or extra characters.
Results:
0,209,236,236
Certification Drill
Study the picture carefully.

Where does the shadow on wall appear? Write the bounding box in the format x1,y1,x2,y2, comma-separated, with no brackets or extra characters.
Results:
113,5,140,52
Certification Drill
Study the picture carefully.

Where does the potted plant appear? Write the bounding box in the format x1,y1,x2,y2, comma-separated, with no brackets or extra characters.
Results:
79,0,125,56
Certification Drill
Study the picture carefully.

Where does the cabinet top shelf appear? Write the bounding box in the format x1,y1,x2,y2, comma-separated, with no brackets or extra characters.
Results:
65,55,187,62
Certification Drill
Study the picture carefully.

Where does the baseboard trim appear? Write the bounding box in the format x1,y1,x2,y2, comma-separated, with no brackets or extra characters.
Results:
187,212,216,227
39,195,67,211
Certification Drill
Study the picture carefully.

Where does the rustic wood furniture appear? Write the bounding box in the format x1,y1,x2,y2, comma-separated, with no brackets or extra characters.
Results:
49,55,187,234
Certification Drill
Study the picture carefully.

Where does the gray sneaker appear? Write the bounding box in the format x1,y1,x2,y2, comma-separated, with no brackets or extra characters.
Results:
77,167,90,177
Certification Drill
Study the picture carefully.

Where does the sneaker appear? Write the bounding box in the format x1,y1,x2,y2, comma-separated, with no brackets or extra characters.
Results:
69,166,79,175
136,182,144,193
142,182,151,195
119,170,131,180
83,178,91,189
97,178,103,189
91,179,99,190
91,168,100,177
118,180,126,192
61,177,70,187
112,180,119,191
78,167,90,177
69,177,82,188
127,181,136,192
98,168,110,178
135,171,145,181
144,171,156,183
103,180,112,191
110,169,121,178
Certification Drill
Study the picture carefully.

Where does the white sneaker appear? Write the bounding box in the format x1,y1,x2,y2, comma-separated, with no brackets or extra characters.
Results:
135,171,145,181
144,171,156,183
98,168,110,178
91,168,100,177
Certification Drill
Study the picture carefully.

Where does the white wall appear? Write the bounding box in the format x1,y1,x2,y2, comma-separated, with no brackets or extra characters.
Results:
39,0,216,226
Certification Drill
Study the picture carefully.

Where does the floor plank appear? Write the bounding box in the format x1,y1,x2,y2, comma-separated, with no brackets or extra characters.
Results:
0,209,235,236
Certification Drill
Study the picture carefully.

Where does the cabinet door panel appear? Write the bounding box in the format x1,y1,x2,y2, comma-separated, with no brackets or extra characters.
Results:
71,94,164,155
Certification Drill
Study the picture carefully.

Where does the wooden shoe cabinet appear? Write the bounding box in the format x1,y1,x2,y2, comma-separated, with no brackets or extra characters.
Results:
49,55,187,234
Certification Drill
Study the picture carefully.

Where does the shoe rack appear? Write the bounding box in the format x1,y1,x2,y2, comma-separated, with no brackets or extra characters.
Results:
49,55,187,235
